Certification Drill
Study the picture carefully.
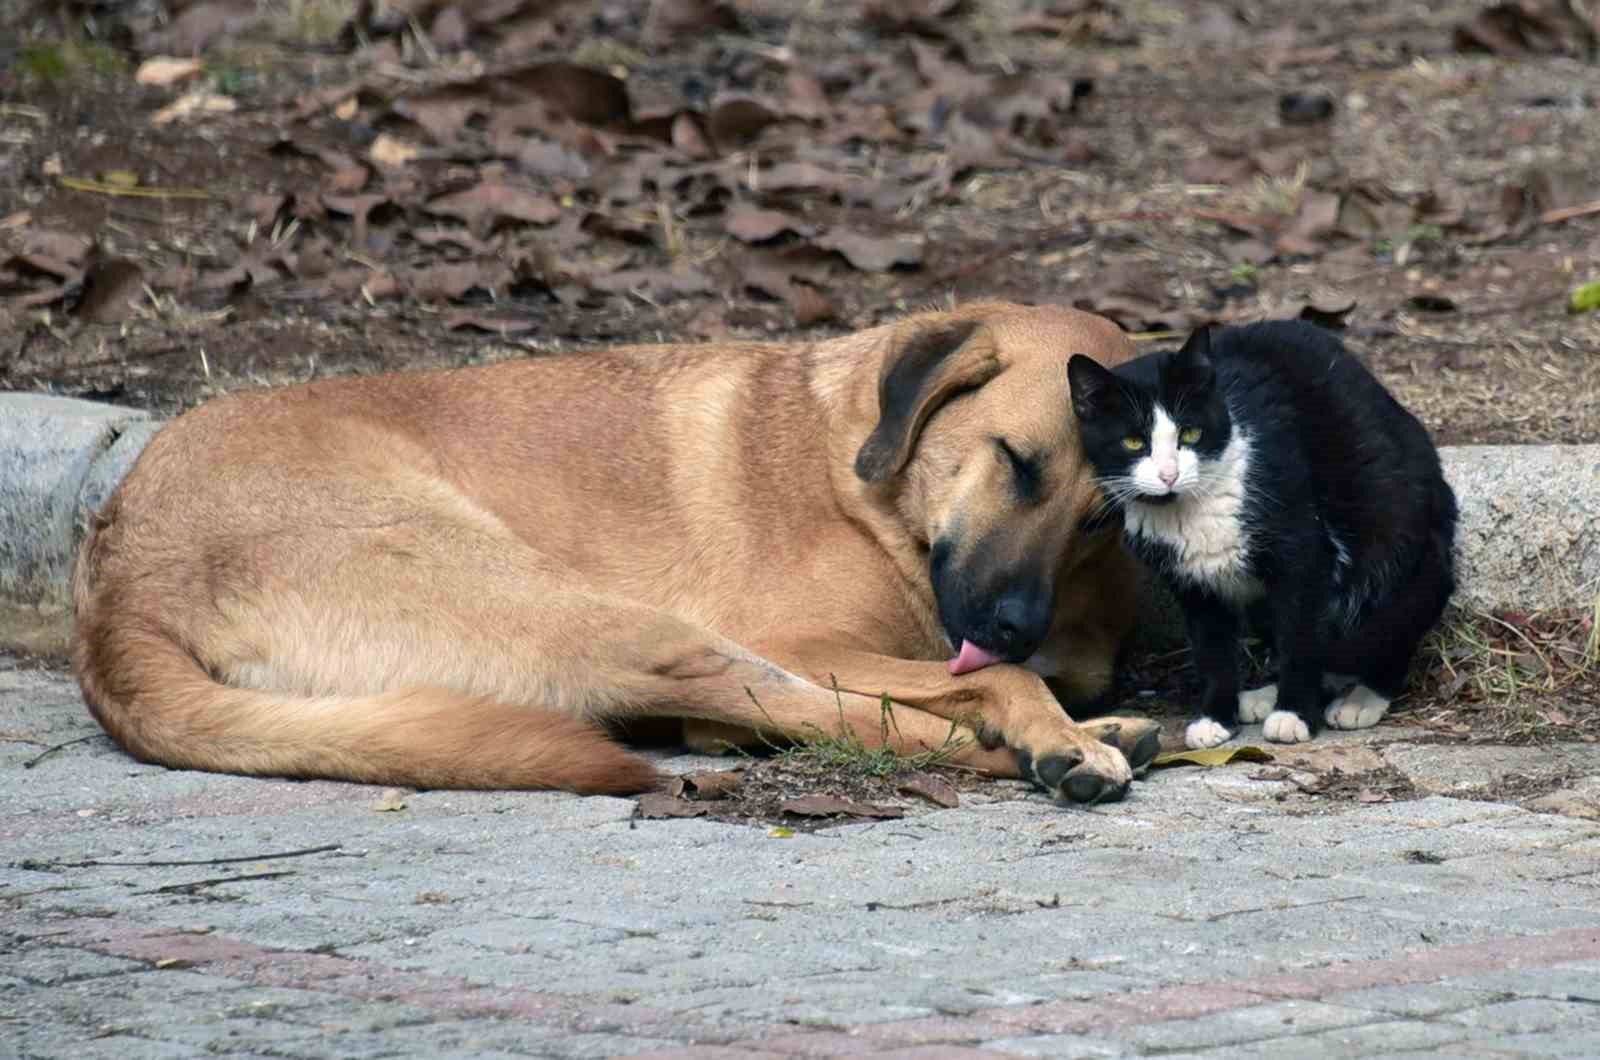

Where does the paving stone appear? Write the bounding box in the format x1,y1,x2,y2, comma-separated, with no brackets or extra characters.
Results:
979,1034,1130,1057
1425,1031,1600,1058
1323,983,1505,1018
1117,1001,1378,1052
5,946,148,985
1438,997,1600,1036
1210,1018,1475,1058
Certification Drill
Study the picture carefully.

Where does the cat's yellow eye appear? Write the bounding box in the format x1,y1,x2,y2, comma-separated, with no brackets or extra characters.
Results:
1179,427,1202,445
1120,436,1145,452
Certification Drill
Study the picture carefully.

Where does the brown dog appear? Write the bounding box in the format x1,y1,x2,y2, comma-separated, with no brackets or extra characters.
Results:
72,301,1157,804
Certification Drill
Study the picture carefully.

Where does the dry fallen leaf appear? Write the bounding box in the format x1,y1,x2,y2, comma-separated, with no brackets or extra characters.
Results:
677,769,745,800
74,258,146,324
897,772,960,808
425,182,561,236
135,57,203,88
152,89,238,126
814,229,923,272
373,788,408,811
778,795,905,819
724,207,814,244
636,793,713,819
369,134,421,169
1149,745,1275,769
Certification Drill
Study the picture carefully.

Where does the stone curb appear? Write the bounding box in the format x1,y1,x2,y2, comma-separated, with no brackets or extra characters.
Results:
1,393,1596,656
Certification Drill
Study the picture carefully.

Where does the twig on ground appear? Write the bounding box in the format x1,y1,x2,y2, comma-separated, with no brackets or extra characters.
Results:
27,843,342,869
22,734,103,769
135,870,296,895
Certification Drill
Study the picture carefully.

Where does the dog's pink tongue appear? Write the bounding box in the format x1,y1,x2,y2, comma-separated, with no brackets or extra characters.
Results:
948,639,1004,676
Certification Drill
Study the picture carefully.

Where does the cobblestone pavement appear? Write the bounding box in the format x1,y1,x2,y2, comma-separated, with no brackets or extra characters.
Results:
5,661,1599,1058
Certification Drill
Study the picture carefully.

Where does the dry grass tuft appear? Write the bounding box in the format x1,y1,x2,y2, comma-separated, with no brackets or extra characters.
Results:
1403,601,1600,743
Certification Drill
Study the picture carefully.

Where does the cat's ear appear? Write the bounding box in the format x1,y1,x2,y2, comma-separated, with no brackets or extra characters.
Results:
1067,354,1118,421
855,319,999,483
1171,326,1216,390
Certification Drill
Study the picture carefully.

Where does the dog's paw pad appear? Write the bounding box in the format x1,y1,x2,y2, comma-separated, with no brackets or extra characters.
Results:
1185,717,1234,749
1325,686,1390,730
1237,684,1279,723
1128,726,1161,775
1015,745,1130,805
1032,753,1080,792
1263,710,1312,744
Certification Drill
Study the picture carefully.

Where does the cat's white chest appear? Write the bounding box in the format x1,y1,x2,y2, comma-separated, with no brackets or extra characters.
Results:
1125,432,1259,601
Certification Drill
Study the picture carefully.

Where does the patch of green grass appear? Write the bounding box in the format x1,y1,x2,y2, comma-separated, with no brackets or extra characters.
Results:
18,40,129,85
1229,261,1259,286
283,0,355,45
1406,223,1445,245
745,684,971,778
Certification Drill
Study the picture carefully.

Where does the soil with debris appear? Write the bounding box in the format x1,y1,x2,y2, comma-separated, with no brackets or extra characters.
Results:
3,0,1598,440
4,0,1596,822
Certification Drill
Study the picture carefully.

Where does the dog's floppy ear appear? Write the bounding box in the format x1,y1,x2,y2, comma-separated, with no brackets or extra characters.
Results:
854,320,998,484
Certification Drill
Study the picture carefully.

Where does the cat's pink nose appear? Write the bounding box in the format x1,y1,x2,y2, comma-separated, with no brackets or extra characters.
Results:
1159,466,1178,487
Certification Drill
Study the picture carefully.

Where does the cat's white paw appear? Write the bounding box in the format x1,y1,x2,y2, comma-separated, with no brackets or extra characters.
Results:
1237,684,1278,723
1263,710,1312,744
1325,685,1391,730
1185,717,1235,749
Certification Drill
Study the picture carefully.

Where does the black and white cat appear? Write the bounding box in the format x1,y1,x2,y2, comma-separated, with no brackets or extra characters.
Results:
1067,321,1458,748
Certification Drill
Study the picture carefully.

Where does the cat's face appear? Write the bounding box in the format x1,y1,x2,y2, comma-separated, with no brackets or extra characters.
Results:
1067,328,1232,507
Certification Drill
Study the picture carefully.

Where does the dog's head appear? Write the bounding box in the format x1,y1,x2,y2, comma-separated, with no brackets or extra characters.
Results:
854,305,1135,674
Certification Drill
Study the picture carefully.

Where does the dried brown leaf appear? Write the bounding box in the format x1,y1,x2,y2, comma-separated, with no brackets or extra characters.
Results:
779,795,905,819
708,98,781,151
429,5,470,50
814,229,923,272
865,0,965,38
756,161,854,195
724,207,813,244
370,134,421,169
636,793,713,819
134,57,203,87
648,0,739,43
1453,1,1597,58
494,63,632,127
589,265,713,300
141,0,261,55
679,769,745,800
74,258,145,324
1274,191,1341,256
426,182,561,236
373,788,408,812
443,311,543,335
405,262,507,302
897,773,960,808
517,139,592,182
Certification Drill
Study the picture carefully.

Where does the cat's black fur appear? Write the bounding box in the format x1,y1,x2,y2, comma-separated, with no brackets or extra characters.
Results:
1066,320,1458,743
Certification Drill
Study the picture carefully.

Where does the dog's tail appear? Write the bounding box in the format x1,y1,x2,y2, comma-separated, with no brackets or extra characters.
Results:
73,622,661,795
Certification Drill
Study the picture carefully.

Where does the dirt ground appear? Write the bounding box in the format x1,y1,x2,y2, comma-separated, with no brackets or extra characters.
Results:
3,0,1597,812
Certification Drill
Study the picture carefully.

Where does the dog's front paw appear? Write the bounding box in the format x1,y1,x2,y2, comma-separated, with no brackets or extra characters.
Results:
1014,733,1132,805
1263,710,1312,744
1184,716,1234,749
1237,684,1278,723
1325,685,1390,730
